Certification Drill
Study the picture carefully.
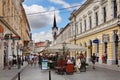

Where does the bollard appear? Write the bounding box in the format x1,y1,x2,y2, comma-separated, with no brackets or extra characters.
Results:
18,72,20,80
49,70,51,80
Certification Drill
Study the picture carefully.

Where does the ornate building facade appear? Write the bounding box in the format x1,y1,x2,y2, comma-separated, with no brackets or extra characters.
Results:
56,0,120,65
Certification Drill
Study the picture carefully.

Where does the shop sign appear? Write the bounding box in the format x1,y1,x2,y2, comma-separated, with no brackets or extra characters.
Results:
12,36,20,40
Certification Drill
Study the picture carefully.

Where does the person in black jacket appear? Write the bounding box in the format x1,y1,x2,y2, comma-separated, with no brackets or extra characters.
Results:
91,53,96,69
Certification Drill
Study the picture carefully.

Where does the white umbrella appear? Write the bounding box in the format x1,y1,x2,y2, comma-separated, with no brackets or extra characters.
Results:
46,43,86,52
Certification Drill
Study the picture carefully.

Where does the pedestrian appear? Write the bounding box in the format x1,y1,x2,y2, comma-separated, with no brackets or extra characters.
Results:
38,54,42,67
80,53,86,72
102,54,105,63
104,52,107,63
91,53,96,69
18,55,21,69
75,56,81,72
8,55,13,70
29,54,34,66
12,55,17,66
3,52,7,70
96,53,99,62
33,54,38,67
71,57,75,66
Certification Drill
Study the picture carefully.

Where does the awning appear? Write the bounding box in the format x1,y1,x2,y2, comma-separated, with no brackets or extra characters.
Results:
46,43,86,52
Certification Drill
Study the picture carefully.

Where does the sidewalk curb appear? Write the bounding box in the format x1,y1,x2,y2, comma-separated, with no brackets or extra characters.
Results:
11,64,28,80
89,63,120,72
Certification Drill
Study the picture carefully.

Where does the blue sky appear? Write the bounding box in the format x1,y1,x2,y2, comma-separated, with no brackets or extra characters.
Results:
23,0,85,42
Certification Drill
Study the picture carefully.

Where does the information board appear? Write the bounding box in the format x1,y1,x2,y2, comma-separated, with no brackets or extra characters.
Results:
41,60,48,70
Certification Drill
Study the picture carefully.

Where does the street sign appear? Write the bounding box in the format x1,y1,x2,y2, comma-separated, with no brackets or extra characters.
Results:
93,39,99,44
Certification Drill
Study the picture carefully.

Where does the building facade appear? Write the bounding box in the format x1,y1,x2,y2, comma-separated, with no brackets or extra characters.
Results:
56,23,71,44
0,0,31,68
56,0,120,65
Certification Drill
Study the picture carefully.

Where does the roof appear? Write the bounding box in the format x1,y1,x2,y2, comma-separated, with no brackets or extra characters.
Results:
35,42,45,47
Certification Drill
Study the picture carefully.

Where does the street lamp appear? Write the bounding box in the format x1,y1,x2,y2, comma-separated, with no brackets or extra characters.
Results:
62,42,66,56
116,14,120,66
113,30,119,64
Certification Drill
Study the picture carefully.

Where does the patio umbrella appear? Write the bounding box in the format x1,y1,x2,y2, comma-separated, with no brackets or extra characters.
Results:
46,43,86,52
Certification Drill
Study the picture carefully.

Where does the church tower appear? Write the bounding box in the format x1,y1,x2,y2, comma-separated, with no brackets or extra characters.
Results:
52,14,58,41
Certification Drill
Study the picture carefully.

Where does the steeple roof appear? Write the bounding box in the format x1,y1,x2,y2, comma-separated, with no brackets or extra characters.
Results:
52,14,58,30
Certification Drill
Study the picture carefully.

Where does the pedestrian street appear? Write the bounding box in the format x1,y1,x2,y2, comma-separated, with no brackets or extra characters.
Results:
17,64,120,80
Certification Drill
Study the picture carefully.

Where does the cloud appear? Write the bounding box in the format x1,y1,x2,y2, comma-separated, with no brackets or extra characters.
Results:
49,0,82,11
23,4,61,30
49,0,70,8
32,30,53,42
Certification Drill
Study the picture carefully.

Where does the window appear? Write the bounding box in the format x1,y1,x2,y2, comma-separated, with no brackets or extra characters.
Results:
76,23,78,35
89,16,92,29
113,0,117,18
103,7,106,22
80,23,82,33
95,12,98,26
84,20,86,31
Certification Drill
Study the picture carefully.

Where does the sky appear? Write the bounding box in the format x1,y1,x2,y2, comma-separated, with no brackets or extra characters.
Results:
23,0,86,42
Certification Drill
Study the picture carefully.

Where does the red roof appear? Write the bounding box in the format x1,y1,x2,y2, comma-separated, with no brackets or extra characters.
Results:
35,42,45,47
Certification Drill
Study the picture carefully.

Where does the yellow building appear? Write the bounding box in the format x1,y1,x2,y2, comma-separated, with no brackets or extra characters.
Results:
69,0,120,65
56,0,120,65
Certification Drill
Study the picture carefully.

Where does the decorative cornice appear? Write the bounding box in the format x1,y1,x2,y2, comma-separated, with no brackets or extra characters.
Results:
93,5,99,11
100,0,108,5
87,10,92,15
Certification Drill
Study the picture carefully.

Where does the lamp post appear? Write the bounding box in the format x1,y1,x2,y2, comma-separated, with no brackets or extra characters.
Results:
62,42,66,57
116,14,120,66
17,42,20,69
113,30,119,64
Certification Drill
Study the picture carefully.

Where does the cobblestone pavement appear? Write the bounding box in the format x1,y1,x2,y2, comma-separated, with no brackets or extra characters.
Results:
18,64,120,80
0,62,28,80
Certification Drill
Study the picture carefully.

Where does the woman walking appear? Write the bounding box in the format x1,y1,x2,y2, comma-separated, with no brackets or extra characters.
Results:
91,53,96,69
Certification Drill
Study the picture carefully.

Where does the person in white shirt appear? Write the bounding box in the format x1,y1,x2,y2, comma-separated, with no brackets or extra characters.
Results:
8,55,13,69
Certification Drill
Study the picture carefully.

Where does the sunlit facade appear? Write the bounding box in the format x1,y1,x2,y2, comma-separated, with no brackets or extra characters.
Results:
56,0,120,65
0,0,31,68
